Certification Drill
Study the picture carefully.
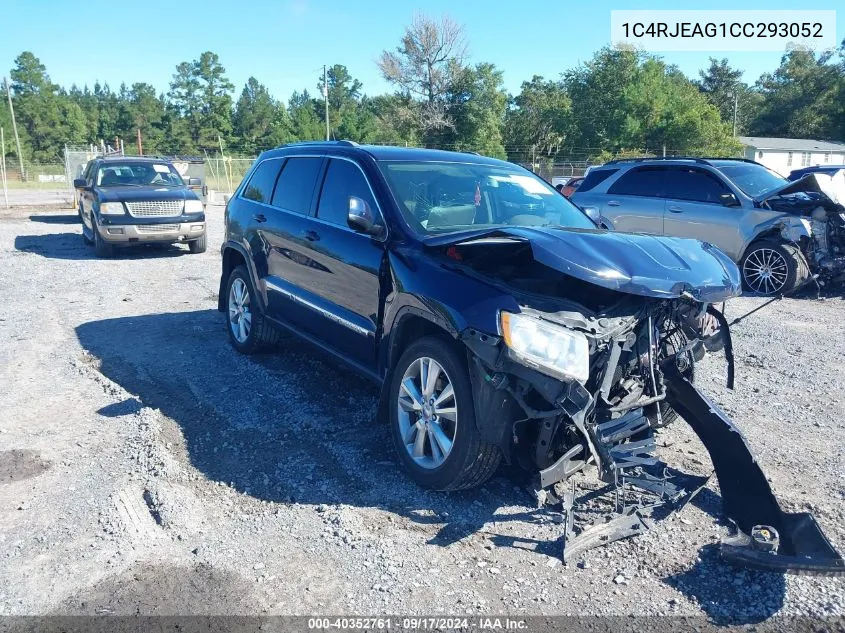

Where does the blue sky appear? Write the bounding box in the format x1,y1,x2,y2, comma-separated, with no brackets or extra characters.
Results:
2,0,841,101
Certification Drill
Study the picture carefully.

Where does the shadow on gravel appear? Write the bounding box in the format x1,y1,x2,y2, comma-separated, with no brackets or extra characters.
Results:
75,309,555,557
28,213,81,224
665,544,786,623
14,233,190,260
98,398,144,417
75,309,742,572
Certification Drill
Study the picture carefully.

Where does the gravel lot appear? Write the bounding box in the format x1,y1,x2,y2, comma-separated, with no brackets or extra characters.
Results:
1,206,844,621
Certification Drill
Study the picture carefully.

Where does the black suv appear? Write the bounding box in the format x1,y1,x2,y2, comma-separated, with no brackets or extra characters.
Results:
218,142,841,572
74,156,207,258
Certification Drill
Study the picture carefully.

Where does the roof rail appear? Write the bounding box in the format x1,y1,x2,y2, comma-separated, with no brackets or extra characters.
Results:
281,140,360,148
603,156,710,165
102,154,204,162
602,156,761,167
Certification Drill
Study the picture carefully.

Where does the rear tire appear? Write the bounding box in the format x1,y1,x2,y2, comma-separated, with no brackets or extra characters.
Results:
188,233,207,254
225,265,280,354
92,218,114,258
389,336,501,491
741,240,807,296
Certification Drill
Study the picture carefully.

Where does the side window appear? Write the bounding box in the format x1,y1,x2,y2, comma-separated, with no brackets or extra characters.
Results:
271,157,324,214
316,159,379,228
242,159,283,204
607,166,666,197
664,168,729,203
578,168,618,192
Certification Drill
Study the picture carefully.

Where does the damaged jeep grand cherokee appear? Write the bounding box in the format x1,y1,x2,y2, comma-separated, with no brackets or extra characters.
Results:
219,142,842,574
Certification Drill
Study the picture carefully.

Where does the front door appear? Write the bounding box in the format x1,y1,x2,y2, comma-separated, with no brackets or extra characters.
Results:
291,157,386,371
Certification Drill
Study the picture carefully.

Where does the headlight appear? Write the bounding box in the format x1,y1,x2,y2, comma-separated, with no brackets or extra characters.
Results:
99,202,125,215
499,311,589,384
184,199,203,214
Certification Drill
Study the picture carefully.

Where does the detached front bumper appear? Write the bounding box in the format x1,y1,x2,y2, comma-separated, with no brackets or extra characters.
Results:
96,221,206,243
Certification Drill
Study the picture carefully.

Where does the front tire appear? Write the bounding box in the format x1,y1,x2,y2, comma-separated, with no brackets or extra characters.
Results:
389,336,501,491
92,218,114,258
225,265,280,354
741,240,807,296
188,233,207,254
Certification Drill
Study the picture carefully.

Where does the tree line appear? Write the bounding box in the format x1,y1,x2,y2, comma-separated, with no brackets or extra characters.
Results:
1,13,843,165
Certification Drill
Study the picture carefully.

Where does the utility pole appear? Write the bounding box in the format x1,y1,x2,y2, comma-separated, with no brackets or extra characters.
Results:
732,91,739,137
323,65,330,141
1,127,9,208
4,78,25,181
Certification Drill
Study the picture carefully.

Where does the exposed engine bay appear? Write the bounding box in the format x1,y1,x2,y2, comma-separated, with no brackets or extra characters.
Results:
438,232,844,575
766,172,845,286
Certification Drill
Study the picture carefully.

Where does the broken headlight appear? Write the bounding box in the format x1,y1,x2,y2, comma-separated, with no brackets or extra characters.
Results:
499,311,589,384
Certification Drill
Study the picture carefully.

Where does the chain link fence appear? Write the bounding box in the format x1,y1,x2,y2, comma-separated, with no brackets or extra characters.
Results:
2,157,68,189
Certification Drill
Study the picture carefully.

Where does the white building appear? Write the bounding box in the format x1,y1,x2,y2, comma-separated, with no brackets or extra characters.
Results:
739,137,845,177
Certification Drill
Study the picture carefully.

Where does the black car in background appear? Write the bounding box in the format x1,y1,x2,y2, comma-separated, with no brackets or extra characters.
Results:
217,141,842,573
74,156,207,258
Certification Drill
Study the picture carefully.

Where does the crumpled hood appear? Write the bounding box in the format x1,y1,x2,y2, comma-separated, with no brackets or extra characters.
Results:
97,186,199,203
755,171,845,207
427,226,742,303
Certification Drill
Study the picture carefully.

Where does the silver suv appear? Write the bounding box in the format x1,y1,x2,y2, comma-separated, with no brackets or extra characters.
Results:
572,157,845,295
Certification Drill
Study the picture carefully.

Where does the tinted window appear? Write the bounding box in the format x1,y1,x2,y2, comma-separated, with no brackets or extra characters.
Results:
242,159,282,204
317,159,379,227
664,168,729,203
271,157,324,214
578,169,618,192
607,166,666,197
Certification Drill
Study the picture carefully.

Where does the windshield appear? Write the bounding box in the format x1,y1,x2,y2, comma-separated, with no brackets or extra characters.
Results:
378,160,596,235
714,163,786,198
96,162,184,187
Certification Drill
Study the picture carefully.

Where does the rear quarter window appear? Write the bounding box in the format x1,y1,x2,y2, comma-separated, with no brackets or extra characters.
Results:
242,159,283,204
577,169,618,192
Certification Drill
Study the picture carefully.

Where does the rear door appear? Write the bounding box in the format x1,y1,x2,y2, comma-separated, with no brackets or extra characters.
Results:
291,157,386,370
256,156,327,334
601,166,667,234
661,167,744,256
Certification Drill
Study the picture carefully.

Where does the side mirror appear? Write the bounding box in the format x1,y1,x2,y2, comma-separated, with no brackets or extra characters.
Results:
73,178,88,189
581,206,601,222
348,196,382,236
188,177,202,186
719,192,740,207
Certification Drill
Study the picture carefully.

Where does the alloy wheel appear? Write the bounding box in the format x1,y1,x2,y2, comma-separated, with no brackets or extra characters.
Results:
742,247,789,295
228,278,252,343
397,356,457,470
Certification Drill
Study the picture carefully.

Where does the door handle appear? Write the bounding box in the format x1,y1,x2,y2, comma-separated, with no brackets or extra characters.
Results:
668,206,683,213
302,229,320,242
607,201,621,207
253,213,267,223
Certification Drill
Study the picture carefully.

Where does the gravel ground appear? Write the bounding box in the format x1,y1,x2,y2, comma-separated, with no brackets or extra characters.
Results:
1,207,844,621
